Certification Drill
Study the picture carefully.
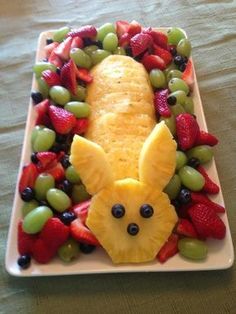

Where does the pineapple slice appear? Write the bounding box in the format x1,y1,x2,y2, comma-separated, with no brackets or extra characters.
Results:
87,178,178,264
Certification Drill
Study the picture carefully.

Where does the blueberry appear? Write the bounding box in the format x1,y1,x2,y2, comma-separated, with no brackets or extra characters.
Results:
60,211,76,225
56,134,68,143
61,180,73,195
31,91,43,104
79,243,96,254
60,155,70,168
56,68,61,75
170,46,177,56
111,204,125,218
46,38,53,45
20,187,35,202
179,63,187,72
31,152,38,164
17,255,31,269
174,55,185,66
167,95,177,106
187,157,200,169
125,46,132,57
140,204,154,218
127,223,139,236
171,199,181,209
178,188,191,204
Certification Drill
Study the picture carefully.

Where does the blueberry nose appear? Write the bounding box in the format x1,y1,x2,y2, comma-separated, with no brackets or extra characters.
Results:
127,223,139,236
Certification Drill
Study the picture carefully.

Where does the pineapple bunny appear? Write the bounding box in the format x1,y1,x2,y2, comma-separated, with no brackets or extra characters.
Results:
70,55,178,263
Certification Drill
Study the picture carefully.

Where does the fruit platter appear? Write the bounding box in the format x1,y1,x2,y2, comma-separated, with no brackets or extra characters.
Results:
5,21,234,276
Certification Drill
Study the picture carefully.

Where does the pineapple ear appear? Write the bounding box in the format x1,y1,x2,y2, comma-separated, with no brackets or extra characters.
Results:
70,135,114,195
139,121,177,190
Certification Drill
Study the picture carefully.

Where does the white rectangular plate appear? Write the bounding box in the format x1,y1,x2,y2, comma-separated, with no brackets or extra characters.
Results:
5,29,234,276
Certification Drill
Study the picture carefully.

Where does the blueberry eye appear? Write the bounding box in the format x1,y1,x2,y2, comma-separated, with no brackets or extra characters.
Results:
127,223,139,236
111,204,125,218
140,204,154,218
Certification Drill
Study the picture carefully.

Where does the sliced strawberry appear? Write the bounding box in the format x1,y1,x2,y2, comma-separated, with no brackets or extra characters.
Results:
154,89,171,117
49,105,76,134
70,218,99,246
116,20,130,38
142,54,166,71
44,42,59,59
60,59,77,95
71,118,89,135
71,36,84,49
157,234,179,263
72,200,91,225
176,113,200,150
118,33,131,48
195,130,218,146
17,221,37,255
176,218,198,238
19,163,39,193
54,36,73,61
75,67,93,83
190,192,225,213
46,162,65,182
154,44,172,65
34,99,50,125
130,33,153,57
36,152,57,171
48,50,63,68
41,70,61,87
143,28,168,49
197,165,220,194
127,20,142,36
32,238,56,264
67,25,97,39
182,59,194,86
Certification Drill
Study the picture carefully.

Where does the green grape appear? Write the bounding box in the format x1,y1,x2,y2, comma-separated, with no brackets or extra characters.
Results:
164,174,181,200
23,206,53,234
170,103,185,117
164,62,177,76
65,165,81,184
33,62,57,78
37,78,49,98
96,23,116,42
167,27,186,45
103,33,118,52
83,45,99,56
53,26,70,42
91,49,111,65
34,173,55,201
72,184,90,204
31,125,43,146
178,238,208,260
58,238,80,263
49,86,71,106
113,47,126,55
21,200,39,217
178,165,205,191
46,188,72,212
32,127,56,152
177,38,192,58
70,48,92,69
183,96,194,114
186,145,213,164
168,90,187,105
64,101,90,118
149,69,166,88
168,78,190,95
159,114,176,136
176,151,188,171
70,85,86,101
167,69,183,82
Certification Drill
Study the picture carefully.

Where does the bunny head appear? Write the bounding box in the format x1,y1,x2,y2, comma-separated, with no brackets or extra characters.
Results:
70,121,178,264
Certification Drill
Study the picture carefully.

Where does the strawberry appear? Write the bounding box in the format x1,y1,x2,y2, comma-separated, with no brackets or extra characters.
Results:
67,25,97,39
157,234,179,263
75,67,93,83
46,162,65,182
130,33,153,57
195,130,218,146
54,36,73,61
36,152,57,171
41,70,61,87
176,113,200,150
72,200,91,224
118,33,131,48
190,192,225,213
44,42,59,58
127,20,142,36
153,44,172,65
143,28,168,49
197,165,220,194
176,218,198,238
49,105,76,134
154,89,171,118
70,218,99,246
40,217,70,250
19,163,38,193
17,221,37,255
182,59,194,86
116,20,130,38
60,59,77,95
48,50,63,68
189,203,226,239
142,54,166,71
71,118,89,135
71,36,84,49
32,238,56,264
34,99,50,125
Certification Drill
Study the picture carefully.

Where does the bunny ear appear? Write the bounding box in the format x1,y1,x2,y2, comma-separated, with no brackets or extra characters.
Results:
70,135,114,195
139,121,177,190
